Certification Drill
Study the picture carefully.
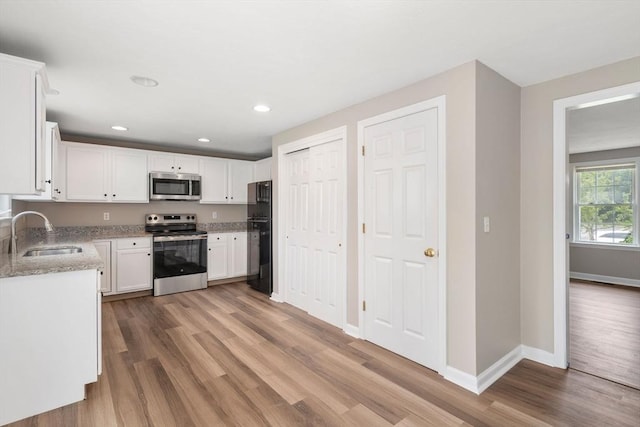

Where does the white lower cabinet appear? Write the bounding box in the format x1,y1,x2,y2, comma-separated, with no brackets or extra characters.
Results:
93,240,112,295
207,232,247,281
93,237,152,295
113,237,152,293
0,269,99,425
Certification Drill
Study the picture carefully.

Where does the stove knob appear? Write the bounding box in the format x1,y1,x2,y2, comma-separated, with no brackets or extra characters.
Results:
148,216,153,221
154,216,158,220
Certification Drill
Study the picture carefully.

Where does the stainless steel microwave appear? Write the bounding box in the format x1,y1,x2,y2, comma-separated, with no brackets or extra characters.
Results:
149,172,201,201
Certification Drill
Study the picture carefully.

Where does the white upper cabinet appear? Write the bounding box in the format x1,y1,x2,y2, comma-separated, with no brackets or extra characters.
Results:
254,157,272,182
64,142,148,203
13,122,61,201
200,158,253,204
0,53,49,195
148,153,200,174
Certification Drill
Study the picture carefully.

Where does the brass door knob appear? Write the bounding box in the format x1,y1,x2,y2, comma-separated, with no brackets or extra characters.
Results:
424,248,436,258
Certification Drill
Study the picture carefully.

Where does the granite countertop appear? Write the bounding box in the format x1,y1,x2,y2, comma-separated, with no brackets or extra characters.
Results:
0,222,248,279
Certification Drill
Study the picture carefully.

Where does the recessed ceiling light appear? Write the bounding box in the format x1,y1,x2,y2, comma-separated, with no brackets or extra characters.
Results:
111,125,128,131
198,137,211,143
130,75,159,87
253,104,271,112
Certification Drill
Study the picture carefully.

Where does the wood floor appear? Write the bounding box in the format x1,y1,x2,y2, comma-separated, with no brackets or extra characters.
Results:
569,280,640,389
9,283,640,426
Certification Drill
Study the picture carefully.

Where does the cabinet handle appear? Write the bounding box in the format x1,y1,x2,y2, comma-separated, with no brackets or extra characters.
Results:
148,253,150,256
178,166,182,170
112,194,116,197
234,237,236,240
231,196,234,200
171,166,175,169
45,179,51,184
100,271,103,275
133,242,136,245
104,193,107,197
208,248,211,251
225,196,228,199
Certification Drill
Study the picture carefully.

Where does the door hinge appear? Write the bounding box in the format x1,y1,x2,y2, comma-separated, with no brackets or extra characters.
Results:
361,146,365,156
362,300,366,311
362,223,366,233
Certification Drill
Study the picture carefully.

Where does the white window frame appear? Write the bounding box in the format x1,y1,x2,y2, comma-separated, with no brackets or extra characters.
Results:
0,194,11,218
572,157,639,248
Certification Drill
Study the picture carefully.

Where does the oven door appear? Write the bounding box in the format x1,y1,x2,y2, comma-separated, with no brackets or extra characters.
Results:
153,234,207,278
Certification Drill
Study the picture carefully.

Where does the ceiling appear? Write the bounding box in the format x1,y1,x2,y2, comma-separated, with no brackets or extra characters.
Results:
568,96,640,154
1,1,639,159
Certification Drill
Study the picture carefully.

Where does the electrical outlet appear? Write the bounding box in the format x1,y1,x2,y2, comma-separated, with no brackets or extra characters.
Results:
103,212,110,221
212,211,217,219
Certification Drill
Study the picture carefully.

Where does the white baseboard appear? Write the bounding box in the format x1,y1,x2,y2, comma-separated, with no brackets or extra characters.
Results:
476,346,522,394
269,292,284,303
570,272,640,288
443,366,479,394
521,345,555,367
444,344,557,394
343,323,361,338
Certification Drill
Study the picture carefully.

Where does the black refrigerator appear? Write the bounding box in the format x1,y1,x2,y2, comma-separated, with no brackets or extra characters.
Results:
247,181,272,295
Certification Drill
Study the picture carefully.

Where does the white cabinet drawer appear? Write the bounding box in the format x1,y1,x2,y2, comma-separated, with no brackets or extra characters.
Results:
208,233,229,243
116,237,151,250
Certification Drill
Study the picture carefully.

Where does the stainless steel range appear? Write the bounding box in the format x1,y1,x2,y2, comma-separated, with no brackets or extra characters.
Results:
145,213,208,296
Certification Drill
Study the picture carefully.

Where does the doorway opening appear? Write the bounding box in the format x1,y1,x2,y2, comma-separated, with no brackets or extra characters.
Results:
553,82,640,382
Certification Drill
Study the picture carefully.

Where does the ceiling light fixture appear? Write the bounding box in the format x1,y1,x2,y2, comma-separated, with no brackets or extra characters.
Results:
111,125,128,131
253,104,271,113
130,75,159,87
198,137,211,143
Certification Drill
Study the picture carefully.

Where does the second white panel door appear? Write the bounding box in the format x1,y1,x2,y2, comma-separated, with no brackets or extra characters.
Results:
307,140,345,328
363,106,440,371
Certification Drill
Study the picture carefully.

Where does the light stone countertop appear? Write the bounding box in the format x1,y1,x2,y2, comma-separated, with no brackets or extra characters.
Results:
0,222,248,279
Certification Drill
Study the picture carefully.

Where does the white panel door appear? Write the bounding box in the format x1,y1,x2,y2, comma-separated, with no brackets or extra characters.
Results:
200,157,229,203
111,149,148,202
228,160,254,203
363,107,439,370
230,232,248,277
307,140,345,328
284,149,311,310
65,143,109,201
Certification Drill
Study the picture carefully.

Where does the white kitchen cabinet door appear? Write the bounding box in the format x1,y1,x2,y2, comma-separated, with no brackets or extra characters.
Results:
228,160,254,203
254,157,272,182
200,157,229,203
207,233,229,280
114,247,152,293
175,155,200,174
65,142,109,201
148,153,175,173
149,153,200,174
0,53,49,195
93,240,112,295
111,149,148,202
230,232,248,277
13,122,61,201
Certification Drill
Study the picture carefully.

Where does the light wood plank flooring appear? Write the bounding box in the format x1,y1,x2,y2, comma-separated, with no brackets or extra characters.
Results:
9,283,640,426
569,280,640,389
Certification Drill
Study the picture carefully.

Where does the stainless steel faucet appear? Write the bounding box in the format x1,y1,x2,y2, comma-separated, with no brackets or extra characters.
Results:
11,211,54,254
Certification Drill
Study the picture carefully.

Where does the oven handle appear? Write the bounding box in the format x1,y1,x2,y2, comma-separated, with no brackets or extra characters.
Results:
154,234,208,242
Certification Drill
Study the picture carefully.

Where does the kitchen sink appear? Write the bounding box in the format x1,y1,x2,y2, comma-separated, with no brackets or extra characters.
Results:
23,246,83,257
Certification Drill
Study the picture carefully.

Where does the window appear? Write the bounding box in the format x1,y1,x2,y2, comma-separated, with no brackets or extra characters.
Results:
574,160,638,246
0,195,11,218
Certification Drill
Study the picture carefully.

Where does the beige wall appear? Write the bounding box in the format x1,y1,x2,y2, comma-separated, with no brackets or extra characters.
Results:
272,62,479,374
475,63,521,372
19,200,246,227
520,56,640,353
